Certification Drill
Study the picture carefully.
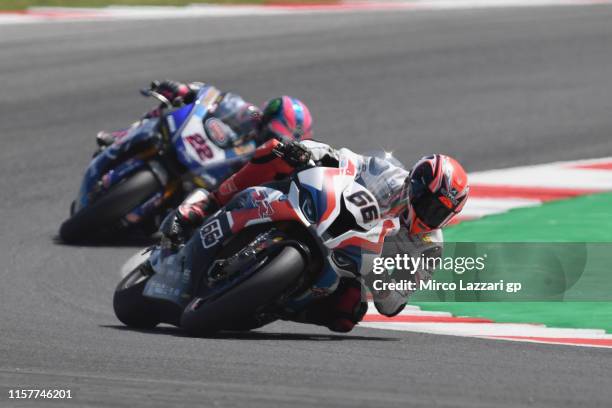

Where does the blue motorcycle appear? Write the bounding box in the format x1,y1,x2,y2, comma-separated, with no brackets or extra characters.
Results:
60,85,256,243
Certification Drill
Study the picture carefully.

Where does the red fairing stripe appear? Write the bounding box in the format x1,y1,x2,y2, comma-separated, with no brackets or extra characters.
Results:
337,219,396,253
229,158,358,233
229,199,301,233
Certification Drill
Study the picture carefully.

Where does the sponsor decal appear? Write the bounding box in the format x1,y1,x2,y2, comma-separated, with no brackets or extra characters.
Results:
200,218,223,249
250,190,274,218
205,118,229,146
347,190,379,222
184,133,214,162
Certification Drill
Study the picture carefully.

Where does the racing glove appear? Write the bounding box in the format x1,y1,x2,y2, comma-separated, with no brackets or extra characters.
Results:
151,80,195,106
143,80,196,118
272,140,312,168
159,209,188,247
212,138,312,206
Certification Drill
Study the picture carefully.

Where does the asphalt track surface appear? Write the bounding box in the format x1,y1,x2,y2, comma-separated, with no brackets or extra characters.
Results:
2,5,612,408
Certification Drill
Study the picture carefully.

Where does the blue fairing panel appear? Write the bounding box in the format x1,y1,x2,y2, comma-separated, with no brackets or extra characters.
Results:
167,104,192,136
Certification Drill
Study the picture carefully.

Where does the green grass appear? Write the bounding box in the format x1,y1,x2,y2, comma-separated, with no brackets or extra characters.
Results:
442,191,612,243
412,191,612,333
0,0,334,11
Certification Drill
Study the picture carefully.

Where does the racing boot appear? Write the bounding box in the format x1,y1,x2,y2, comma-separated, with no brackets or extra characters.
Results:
160,189,219,248
291,279,368,333
96,131,116,148
93,129,130,157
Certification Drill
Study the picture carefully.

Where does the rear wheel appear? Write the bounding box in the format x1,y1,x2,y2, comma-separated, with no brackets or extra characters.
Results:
180,246,306,336
59,170,161,243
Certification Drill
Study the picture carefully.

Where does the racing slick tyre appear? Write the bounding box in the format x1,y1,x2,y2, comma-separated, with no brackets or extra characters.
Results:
180,246,306,336
59,170,161,243
113,264,161,329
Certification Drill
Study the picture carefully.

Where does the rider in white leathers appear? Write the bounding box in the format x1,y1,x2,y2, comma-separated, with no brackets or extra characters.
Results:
162,139,469,332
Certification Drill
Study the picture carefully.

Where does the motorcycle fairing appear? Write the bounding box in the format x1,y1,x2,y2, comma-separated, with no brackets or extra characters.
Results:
168,87,256,188
144,212,233,306
225,187,308,233
220,159,400,312
165,104,192,135
75,118,160,212
292,162,400,309
144,246,196,306
141,185,309,306
204,117,238,149
74,85,253,223
328,218,399,276
293,158,357,236
143,153,401,313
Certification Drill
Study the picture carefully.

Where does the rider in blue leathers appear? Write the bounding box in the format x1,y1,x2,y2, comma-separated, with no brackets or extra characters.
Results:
96,79,313,157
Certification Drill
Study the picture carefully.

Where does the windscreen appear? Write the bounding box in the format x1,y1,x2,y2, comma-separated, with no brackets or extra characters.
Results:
358,151,409,218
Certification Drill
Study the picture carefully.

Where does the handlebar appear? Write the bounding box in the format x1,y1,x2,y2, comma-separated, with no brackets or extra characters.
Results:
140,88,173,108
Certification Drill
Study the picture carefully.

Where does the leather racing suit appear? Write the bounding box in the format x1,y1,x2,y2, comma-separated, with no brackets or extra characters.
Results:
171,139,443,332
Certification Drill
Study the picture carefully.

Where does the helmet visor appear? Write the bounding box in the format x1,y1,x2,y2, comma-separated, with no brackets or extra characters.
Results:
410,189,455,229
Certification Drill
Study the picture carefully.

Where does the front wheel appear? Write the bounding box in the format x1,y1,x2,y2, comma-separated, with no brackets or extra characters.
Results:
59,170,161,243
113,264,161,329
180,246,306,336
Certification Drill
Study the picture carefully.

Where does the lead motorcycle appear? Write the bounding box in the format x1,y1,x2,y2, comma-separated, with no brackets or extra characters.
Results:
113,149,401,335
59,85,257,243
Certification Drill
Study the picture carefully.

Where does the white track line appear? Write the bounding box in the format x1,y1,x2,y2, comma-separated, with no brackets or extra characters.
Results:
461,156,612,220
470,166,612,190
362,303,612,348
460,197,540,219
2,1,612,25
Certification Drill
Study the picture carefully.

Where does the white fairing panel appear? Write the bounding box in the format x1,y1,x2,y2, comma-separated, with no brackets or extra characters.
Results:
343,182,382,231
296,164,355,236
179,116,225,166
296,166,326,191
